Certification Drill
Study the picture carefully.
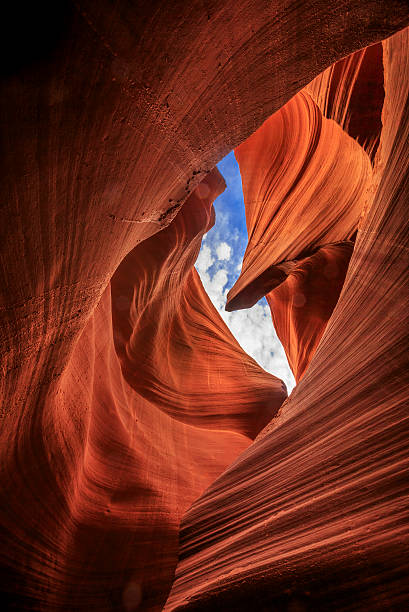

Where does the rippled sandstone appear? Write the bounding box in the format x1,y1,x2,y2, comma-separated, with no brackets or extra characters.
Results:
1,1,409,611
166,26,409,612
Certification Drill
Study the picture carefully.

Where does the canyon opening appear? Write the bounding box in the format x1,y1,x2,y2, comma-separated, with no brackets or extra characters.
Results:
1,3,409,612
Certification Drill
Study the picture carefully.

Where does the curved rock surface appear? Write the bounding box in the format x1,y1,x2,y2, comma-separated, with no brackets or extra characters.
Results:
226,91,372,312
0,168,286,611
165,26,409,611
225,82,375,379
266,242,355,382
225,39,390,381
1,1,409,611
111,169,286,439
306,42,384,158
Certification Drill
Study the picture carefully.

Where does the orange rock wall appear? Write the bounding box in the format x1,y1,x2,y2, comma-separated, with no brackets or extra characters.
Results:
266,242,354,382
227,92,371,311
1,2,409,611
165,27,409,611
111,169,286,438
0,168,286,611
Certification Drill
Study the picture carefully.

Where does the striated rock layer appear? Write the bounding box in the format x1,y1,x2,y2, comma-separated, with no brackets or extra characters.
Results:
226,92,372,312
111,169,286,439
266,242,355,382
226,38,390,382
165,26,409,611
1,1,409,611
0,168,286,611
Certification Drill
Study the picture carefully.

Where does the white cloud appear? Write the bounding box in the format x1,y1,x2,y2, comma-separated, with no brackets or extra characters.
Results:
194,151,295,394
195,244,213,274
195,237,295,394
216,242,231,261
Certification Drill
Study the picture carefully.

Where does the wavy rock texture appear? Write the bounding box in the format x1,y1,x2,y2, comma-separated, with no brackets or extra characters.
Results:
225,85,374,380
111,169,286,439
1,1,409,611
305,42,384,159
266,242,355,382
225,38,390,382
226,91,372,312
0,168,287,611
165,26,409,611
226,40,389,381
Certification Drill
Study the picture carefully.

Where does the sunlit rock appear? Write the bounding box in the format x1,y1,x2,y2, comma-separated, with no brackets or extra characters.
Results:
1,2,409,611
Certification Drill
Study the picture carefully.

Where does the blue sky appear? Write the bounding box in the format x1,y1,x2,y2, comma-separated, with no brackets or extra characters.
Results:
196,151,295,393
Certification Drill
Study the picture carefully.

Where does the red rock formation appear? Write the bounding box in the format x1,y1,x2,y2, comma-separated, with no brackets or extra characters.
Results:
111,169,286,439
226,91,372,310
306,42,384,159
0,168,286,611
225,40,390,382
226,87,374,380
165,26,409,611
266,242,354,382
1,2,409,611
95,169,285,605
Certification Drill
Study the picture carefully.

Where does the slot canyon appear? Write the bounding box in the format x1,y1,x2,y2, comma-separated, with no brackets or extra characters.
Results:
1,2,408,610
